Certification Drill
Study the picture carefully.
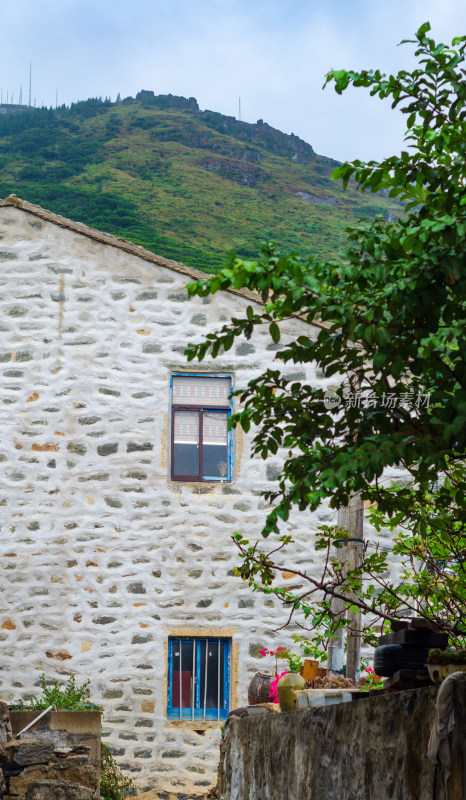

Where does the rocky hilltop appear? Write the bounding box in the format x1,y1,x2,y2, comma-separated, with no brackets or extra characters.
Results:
0,92,399,272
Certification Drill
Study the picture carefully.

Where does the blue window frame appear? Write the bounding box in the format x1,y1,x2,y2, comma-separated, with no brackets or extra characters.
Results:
170,374,233,482
167,637,231,721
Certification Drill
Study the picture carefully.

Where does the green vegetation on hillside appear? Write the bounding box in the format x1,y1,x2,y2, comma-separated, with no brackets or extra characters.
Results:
0,92,400,272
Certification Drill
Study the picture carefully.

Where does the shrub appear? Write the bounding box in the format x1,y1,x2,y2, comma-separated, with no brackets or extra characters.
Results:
100,743,134,800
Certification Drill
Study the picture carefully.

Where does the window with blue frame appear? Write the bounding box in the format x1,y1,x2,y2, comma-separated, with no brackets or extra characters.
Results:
170,374,233,482
167,637,231,721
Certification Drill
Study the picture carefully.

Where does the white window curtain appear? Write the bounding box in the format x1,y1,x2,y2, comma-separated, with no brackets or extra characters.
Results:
173,376,231,406
203,411,228,445
173,410,199,443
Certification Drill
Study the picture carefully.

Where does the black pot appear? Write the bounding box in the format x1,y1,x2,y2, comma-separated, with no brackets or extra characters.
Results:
400,645,431,670
374,644,406,677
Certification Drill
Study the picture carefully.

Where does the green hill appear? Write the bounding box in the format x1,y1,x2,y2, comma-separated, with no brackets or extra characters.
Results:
0,92,399,273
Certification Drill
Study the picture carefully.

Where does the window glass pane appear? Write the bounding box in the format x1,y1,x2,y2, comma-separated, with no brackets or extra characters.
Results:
173,410,199,476
173,375,231,407
171,639,194,709
199,640,220,709
202,411,229,478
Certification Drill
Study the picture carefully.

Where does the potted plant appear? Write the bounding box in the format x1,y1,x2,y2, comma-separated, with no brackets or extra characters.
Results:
427,649,466,684
258,647,305,711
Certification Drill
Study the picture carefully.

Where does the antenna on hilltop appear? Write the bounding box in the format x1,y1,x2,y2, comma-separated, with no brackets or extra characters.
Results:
19,85,23,105
238,97,241,121
29,62,32,107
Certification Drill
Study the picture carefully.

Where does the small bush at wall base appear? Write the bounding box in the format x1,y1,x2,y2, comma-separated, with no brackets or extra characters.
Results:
100,743,134,799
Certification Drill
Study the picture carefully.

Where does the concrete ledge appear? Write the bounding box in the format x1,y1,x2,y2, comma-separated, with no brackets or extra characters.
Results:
294,688,357,709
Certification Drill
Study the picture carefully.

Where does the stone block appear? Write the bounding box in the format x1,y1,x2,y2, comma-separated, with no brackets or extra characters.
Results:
142,343,162,353
134,749,152,758
131,634,152,644
236,342,255,355
0,722,8,744
9,765,49,794
126,441,153,452
1,740,54,767
101,689,123,699
97,443,119,456
26,729,68,748
67,443,86,455
190,313,207,326
104,497,122,508
0,700,10,722
265,464,281,481
25,780,95,800
127,583,146,594
56,764,98,790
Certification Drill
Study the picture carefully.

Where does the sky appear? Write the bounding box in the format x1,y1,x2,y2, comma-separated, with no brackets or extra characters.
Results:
1,0,465,162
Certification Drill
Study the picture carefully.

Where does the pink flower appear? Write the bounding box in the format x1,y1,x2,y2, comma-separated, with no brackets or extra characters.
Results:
269,671,287,703
258,648,269,657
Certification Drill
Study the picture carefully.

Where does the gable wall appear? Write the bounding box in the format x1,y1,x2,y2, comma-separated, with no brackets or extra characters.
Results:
0,206,337,797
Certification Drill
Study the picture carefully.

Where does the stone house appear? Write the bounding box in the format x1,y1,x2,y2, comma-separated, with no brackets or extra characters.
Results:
0,196,336,798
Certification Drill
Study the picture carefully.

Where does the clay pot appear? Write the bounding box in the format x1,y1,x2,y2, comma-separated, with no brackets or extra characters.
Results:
248,672,274,705
427,663,466,685
277,671,305,711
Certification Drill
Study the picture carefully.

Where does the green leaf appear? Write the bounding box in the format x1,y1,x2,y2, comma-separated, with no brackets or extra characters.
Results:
270,322,281,343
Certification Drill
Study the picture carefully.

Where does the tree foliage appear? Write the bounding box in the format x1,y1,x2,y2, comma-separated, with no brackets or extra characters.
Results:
186,24,466,647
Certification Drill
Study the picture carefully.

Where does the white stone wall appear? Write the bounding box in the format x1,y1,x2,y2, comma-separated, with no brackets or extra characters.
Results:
0,206,340,798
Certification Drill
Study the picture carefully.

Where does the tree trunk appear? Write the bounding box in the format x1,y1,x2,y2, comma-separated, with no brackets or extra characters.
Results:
345,492,364,682
327,506,348,673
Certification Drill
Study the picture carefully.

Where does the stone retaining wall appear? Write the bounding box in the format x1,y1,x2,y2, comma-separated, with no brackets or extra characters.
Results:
218,684,466,800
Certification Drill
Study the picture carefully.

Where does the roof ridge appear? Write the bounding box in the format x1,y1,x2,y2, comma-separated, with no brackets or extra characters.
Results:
0,195,326,329
0,194,212,278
